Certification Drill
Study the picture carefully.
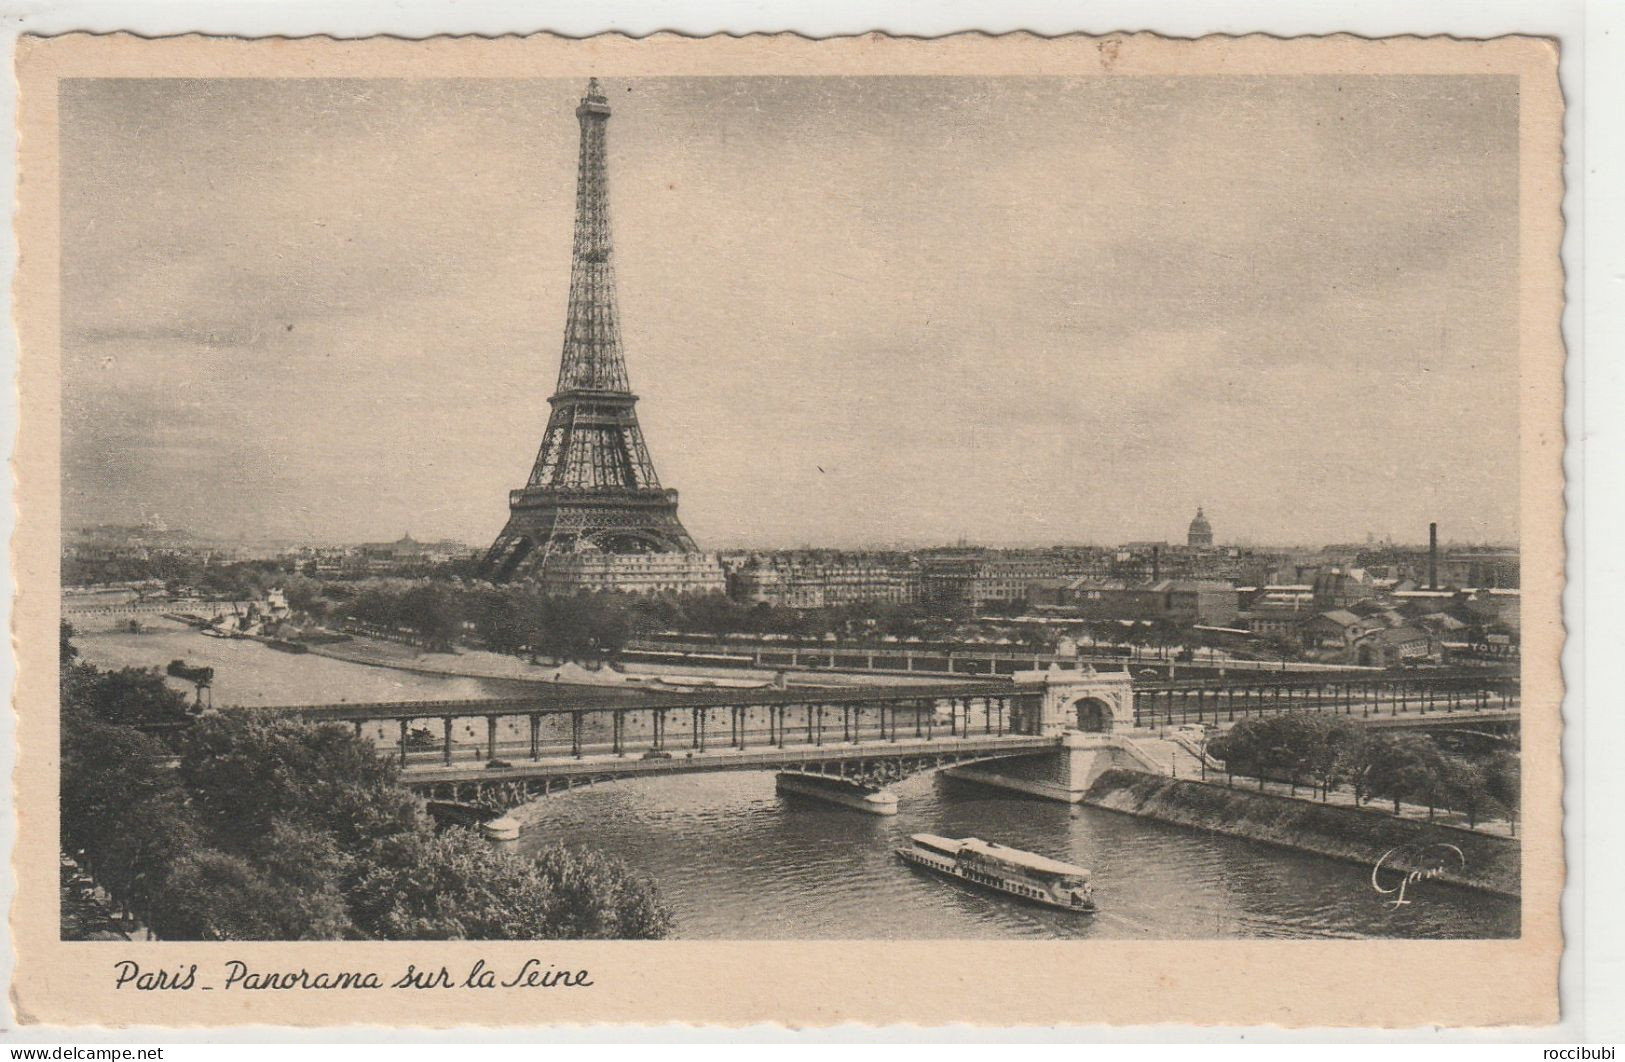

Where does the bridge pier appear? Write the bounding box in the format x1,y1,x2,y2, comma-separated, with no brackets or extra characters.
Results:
946,732,1142,803
775,772,899,815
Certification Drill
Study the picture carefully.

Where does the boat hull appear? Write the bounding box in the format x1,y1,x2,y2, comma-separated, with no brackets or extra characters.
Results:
775,773,898,815
896,847,1096,913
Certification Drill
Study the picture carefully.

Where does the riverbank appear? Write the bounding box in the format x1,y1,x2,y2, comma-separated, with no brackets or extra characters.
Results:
308,630,950,691
1082,769,1520,898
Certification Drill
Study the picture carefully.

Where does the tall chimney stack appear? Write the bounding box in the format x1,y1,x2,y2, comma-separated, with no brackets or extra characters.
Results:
1428,522,1438,590
1152,545,1161,583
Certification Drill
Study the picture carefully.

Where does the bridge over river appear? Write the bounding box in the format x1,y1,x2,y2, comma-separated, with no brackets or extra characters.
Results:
270,666,1518,807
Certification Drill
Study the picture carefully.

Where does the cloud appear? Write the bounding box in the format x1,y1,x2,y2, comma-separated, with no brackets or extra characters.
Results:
60,75,1520,547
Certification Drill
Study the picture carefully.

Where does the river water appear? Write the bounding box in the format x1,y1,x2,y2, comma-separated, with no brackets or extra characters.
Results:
515,771,1519,940
74,624,540,706
75,624,1519,940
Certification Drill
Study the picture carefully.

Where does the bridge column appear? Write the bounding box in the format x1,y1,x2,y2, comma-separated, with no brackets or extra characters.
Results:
486,716,498,762
776,706,786,749
398,719,409,767
529,714,540,760
813,705,823,747
693,708,703,751
614,710,625,756
571,711,583,759
807,704,816,745
843,706,852,743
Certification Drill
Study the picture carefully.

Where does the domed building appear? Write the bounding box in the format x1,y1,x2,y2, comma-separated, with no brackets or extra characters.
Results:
1187,507,1214,548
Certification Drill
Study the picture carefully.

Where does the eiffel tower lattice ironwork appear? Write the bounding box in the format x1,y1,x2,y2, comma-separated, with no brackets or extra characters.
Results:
481,79,698,582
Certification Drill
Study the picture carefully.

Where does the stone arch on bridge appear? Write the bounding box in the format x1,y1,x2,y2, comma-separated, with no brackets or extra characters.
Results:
1073,697,1113,733
1013,664,1136,736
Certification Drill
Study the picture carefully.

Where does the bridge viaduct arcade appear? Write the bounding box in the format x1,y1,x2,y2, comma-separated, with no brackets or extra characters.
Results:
1131,670,1519,727
279,667,1517,808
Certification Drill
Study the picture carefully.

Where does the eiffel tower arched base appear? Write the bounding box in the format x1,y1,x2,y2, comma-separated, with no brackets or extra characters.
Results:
480,487,699,582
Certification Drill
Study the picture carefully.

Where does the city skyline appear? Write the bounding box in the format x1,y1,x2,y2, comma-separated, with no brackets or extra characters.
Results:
61,76,1520,549
63,511,1516,555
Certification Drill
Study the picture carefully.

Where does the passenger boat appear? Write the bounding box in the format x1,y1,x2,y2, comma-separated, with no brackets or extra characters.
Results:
896,833,1095,912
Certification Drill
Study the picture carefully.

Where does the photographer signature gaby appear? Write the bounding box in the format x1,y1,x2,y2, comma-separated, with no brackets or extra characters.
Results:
1370,843,1467,909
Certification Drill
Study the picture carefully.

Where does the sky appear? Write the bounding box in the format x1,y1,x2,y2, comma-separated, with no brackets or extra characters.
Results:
59,75,1520,549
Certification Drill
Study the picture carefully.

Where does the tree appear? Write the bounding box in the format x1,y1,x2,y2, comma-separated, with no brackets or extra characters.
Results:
350,827,551,940
1485,751,1521,835
179,714,419,856
150,826,359,942
397,583,466,651
1209,712,1361,800
149,850,294,941
1209,720,1259,787
60,620,79,667
1336,731,1399,806
1148,619,1183,661
282,576,330,621
60,714,200,921
1367,733,1446,817
1263,633,1300,670
472,587,531,656
531,843,674,940
1440,754,1495,829
1295,712,1360,801
247,820,356,938
579,596,633,662
349,827,673,941
65,665,195,729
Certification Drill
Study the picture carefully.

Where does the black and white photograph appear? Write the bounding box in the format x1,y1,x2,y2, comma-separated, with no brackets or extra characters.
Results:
11,29,1570,1031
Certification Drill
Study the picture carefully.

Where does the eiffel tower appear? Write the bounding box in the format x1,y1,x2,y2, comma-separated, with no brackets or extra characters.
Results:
481,79,699,583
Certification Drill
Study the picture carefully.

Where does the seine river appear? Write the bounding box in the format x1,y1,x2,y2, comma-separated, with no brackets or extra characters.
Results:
75,624,539,706
515,772,1519,940
77,623,1519,941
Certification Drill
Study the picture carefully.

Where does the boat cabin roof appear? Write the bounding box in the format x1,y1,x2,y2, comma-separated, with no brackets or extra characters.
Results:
910,833,964,857
910,834,1091,879
959,838,1091,878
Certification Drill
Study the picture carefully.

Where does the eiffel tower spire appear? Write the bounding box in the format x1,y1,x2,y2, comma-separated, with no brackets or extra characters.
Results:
481,79,698,582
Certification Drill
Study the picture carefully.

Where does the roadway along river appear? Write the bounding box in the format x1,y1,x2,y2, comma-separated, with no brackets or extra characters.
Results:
514,771,1519,940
